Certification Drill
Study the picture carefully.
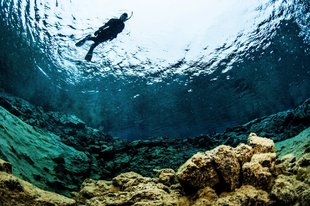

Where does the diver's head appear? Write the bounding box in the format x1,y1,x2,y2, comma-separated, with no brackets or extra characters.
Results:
120,13,128,21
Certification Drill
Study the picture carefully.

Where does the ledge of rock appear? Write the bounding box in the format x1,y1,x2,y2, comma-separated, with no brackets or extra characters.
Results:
0,106,91,196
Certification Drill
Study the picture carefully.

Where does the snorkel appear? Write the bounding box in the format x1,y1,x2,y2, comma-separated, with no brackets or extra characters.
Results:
126,12,133,20
122,12,133,21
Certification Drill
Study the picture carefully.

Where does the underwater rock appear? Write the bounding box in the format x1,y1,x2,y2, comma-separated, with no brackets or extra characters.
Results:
0,131,309,205
0,91,309,200
78,178,111,199
242,161,274,190
0,91,113,152
0,166,76,206
192,187,218,206
177,134,274,193
211,145,241,191
75,171,187,206
241,136,277,190
276,127,310,159
176,152,220,191
0,159,12,174
0,105,91,196
222,98,310,145
271,174,309,205
294,153,310,185
234,143,254,165
73,133,308,206
216,185,270,206
248,132,275,154
153,168,177,186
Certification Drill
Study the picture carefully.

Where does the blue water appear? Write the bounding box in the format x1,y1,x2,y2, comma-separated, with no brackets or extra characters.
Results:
0,0,309,139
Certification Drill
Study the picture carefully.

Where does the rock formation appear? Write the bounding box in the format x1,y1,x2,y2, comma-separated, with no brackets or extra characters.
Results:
0,91,309,197
0,132,309,205
0,105,91,196
76,133,309,205
0,91,309,204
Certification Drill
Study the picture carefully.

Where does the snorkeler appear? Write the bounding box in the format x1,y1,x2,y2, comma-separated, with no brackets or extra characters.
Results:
75,13,131,61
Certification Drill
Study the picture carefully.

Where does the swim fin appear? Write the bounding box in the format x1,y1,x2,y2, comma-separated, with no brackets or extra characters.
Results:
85,52,93,61
75,34,91,47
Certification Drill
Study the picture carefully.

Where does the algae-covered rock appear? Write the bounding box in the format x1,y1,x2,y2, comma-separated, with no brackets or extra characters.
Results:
177,133,278,193
0,159,12,174
176,145,242,192
192,187,218,206
176,152,219,191
216,185,270,206
0,171,75,206
271,174,309,205
248,133,275,154
153,168,177,186
294,153,310,184
270,175,298,204
300,188,310,206
112,172,151,191
211,145,241,191
235,143,254,165
2,129,310,206
78,178,111,199
242,152,277,190
242,161,274,190
275,127,310,159
77,171,188,206
251,153,277,175
0,106,90,195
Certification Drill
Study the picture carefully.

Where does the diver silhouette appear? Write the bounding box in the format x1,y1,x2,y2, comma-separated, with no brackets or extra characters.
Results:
75,13,131,61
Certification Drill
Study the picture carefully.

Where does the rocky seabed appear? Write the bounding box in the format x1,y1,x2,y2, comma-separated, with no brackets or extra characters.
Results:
0,133,309,206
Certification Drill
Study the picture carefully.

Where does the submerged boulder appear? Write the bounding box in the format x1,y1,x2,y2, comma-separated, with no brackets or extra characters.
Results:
211,145,241,191
176,152,220,191
242,161,274,190
177,133,275,193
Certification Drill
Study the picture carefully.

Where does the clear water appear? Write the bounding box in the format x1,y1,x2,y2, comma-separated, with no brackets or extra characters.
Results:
0,0,309,139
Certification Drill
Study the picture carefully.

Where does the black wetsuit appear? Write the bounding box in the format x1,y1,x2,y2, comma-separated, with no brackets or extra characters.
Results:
94,18,125,42
85,18,125,61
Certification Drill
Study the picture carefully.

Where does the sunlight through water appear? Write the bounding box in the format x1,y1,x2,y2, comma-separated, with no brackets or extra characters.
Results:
0,0,309,139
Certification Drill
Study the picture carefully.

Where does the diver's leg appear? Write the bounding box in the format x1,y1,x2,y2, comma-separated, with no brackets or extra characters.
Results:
75,34,92,47
85,42,99,61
